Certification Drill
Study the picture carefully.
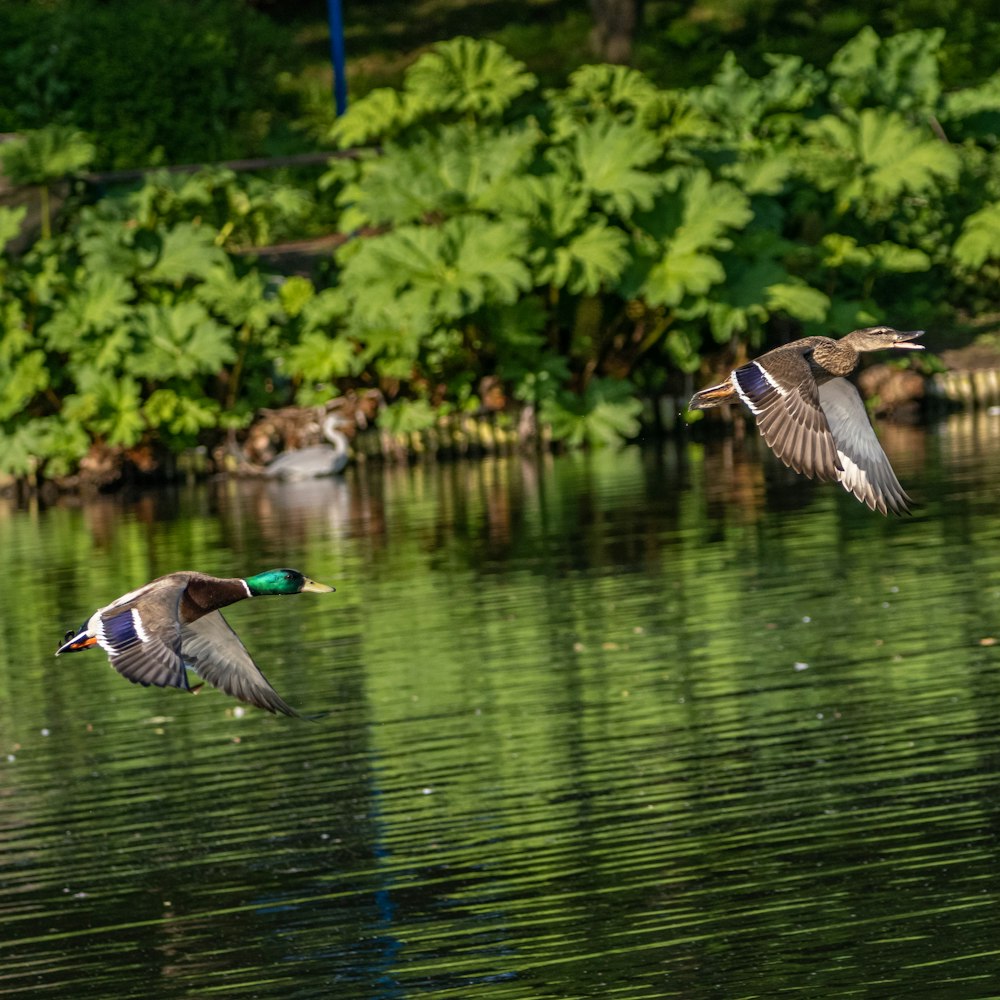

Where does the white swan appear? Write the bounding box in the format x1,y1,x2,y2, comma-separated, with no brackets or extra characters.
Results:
264,413,350,480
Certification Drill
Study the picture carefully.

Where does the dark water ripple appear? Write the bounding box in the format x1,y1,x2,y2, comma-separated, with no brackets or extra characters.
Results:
2,416,1000,997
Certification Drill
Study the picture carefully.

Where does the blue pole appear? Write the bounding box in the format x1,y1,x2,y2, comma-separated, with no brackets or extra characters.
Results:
327,0,348,115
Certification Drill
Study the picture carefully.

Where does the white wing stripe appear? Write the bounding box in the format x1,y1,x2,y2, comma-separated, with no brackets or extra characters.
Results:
132,608,151,643
759,363,789,396
732,373,762,414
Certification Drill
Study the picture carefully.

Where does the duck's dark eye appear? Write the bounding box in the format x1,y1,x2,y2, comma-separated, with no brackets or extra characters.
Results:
63,629,75,643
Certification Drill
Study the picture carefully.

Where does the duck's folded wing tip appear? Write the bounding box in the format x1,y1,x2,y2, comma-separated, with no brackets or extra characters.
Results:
819,380,916,516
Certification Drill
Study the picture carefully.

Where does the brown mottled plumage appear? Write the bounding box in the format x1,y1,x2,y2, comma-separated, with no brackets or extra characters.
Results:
689,327,924,515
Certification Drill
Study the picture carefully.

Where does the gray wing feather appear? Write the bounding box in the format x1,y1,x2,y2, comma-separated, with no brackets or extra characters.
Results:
105,628,188,689
742,354,842,483
180,612,300,716
818,379,912,515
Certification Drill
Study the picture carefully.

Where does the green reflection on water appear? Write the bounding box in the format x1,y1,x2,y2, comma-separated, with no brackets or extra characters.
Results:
1,417,1000,998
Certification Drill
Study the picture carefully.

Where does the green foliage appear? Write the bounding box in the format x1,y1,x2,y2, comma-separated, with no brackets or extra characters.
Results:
0,126,95,185
540,378,643,448
328,36,537,147
403,37,538,118
570,118,663,216
0,174,303,475
115,168,322,251
827,28,944,115
335,122,540,229
315,30,1000,448
0,207,25,251
631,170,754,307
952,203,1000,267
0,126,95,238
799,109,961,215
0,0,290,169
4,29,1000,478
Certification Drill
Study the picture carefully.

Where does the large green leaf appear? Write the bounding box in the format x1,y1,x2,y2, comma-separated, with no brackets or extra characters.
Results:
643,250,725,307
562,63,661,117
129,301,235,379
284,332,358,383
143,223,227,285
404,37,537,118
0,351,48,420
41,270,135,353
143,389,220,438
943,73,1000,140
766,282,830,322
33,418,92,478
516,173,590,239
196,263,278,330
0,421,52,476
691,52,823,140
669,171,753,256
547,64,662,141
572,118,662,217
65,372,145,448
0,206,26,250
953,202,1000,267
341,215,532,323
702,220,833,341
722,154,792,196
541,377,642,448
300,287,350,333
434,216,532,315
329,88,422,147
339,123,540,227
829,27,944,115
542,220,631,295
800,109,960,211
868,242,932,273
0,126,95,185
76,214,144,279
819,234,928,273
633,171,752,307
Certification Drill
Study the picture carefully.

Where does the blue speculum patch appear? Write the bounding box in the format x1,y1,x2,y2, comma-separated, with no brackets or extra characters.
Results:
104,611,140,650
734,363,771,406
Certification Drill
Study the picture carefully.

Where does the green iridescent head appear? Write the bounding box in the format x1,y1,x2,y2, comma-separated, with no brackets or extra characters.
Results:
244,569,335,597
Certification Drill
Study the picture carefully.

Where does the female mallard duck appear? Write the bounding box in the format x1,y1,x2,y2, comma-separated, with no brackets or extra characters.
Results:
56,569,334,716
688,326,924,515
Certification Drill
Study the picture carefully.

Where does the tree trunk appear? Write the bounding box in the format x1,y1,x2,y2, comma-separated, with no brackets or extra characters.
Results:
589,0,642,64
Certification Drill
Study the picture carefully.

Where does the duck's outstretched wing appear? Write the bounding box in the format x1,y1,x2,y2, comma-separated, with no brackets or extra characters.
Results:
95,579,191,690
180,611,300,717
732,356,842,483
818,378,913,515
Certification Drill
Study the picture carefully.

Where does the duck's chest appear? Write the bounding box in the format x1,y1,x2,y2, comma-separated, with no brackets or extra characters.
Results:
179,578,250,622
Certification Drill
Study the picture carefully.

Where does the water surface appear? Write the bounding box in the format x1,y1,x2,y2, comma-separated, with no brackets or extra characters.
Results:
1,414,999,998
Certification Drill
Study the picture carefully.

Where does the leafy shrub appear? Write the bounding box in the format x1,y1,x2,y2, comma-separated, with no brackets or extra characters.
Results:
0,0,290,169
6,29,1000,478
316,33,967,438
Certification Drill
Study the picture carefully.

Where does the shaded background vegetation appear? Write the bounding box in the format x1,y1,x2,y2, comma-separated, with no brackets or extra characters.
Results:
2,0,1000,482
5,0,1000,167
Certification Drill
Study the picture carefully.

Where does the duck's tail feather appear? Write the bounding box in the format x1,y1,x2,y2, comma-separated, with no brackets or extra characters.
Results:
56,629,97,655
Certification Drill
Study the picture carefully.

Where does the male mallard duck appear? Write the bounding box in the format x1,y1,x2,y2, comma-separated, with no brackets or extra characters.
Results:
688,326,924,515
56,569,334,716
